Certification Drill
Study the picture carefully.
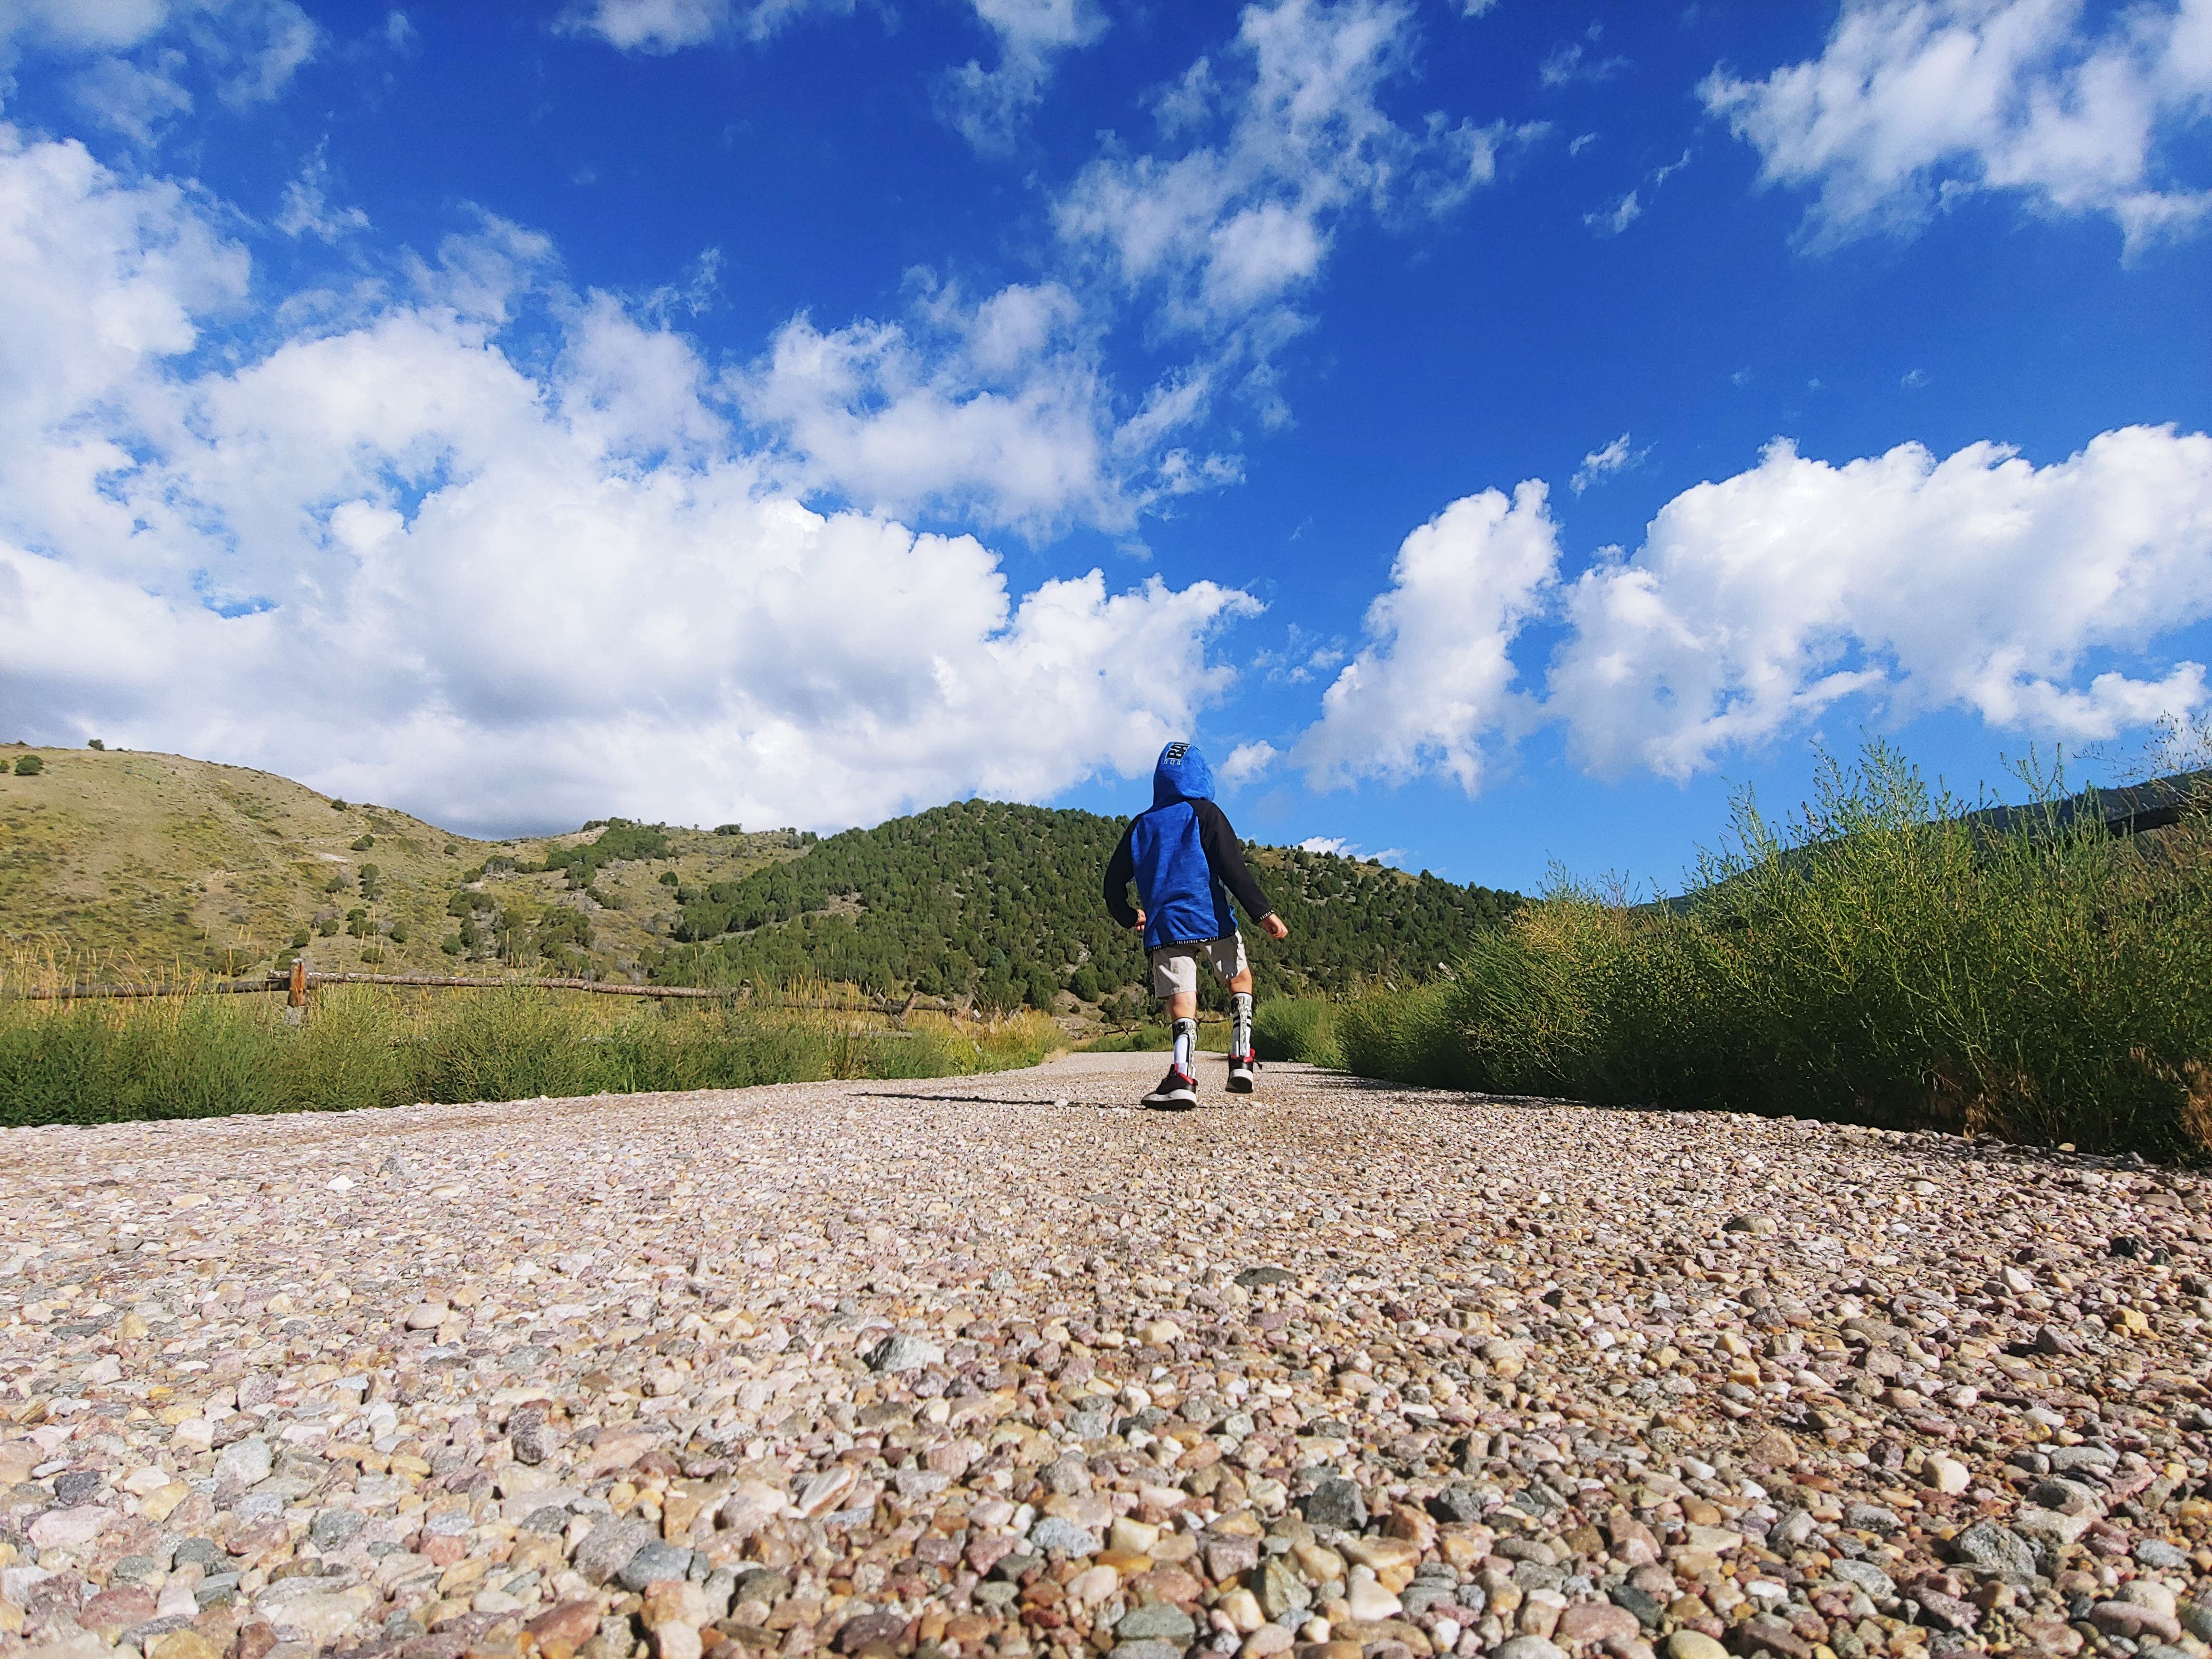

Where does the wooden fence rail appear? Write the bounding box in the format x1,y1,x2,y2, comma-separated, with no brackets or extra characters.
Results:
7,965,964,1018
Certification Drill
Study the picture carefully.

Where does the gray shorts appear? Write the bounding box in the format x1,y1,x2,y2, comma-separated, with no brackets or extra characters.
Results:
1149,933,1249,997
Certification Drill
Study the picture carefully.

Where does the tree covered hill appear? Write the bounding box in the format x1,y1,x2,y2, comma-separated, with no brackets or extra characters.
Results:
655,798,1521,1011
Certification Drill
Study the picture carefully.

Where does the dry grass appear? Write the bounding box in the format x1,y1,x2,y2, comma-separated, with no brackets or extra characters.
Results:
0,963,1062,1127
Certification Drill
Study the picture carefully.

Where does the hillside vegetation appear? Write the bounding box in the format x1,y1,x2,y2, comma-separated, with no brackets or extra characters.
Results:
1,748,1520,1021
0,746,805,983
655,798,1520,1012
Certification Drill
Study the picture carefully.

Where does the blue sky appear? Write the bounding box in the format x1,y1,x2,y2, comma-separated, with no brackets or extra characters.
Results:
2,0,2209,896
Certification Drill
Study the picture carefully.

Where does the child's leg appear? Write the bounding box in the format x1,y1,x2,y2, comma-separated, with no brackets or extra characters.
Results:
1152,946,1201,1076
1222,929,1256,1055
1229,971,1254,1058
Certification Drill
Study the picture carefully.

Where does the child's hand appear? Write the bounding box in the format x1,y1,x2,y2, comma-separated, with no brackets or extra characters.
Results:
1132,907,1146,932
1261,912,1289,940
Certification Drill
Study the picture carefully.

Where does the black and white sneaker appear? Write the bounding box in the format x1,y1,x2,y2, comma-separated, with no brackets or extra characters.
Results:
1143,1064,1199,1109
1226,1050,1257,1093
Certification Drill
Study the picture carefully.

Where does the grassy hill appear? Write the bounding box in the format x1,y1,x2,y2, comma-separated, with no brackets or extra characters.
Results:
655,798,1521,1013
0,745,1520,1014
0,745,805,984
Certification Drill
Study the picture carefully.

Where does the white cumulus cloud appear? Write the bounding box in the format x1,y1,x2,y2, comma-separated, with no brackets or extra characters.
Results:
938,0,1109,153
1,0,320,134
1294,482,1561,792
1550,426,2212,778
1702,0,2212,257
557,0,851,51
1219,740,1279,783
1054,0,1537,372
1298,425,2212,792
737,278,1240,538
0,126,1262,834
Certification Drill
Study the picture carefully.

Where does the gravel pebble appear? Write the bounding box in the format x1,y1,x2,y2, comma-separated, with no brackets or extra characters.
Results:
2,1051,2209,1659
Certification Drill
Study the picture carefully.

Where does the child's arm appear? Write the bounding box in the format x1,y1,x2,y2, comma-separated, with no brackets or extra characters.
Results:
1192,801,1282,931
1102,821,1143,931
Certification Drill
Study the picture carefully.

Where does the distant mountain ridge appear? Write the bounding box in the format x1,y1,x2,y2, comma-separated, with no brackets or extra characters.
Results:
655,798,1523,1012
0,746,1522,1014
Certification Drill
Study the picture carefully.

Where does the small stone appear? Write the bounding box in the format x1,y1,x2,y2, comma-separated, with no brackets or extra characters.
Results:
1925,1456,1970,1495
309,1508,365,1550
215,1438,273,1489
2046,1445,2118,1477
27,1505,117,1551
77,1586,157,1630
1496,1639,1566,1659
527,1601,604,1658
1301,1476,1366,1531
652,1625,703,1659
1067,1566,1122,1608
1841,1503,1898,1534
1116,1604,1196,1642
1217,1588,1264,1633
1109,1642,1182,1659
1344,1578,1400,1622
1666,1634,1728,1659
836,1613,909,1653
2090,1602,2183,1645
1556,1603,1640,1647
1609,1586,1664,1631
572,1516,658,1586
1030,1516,1100,1557
1236,1267,1293,1287
620,1540,696,1592
251,1579,377,1644
148,1633,224,1659
1255,1556,1314,1621
2134,1540,2189,1570
509,1405,557,1466
2013,1506,2092,1552
864,1334,944,1373
1949,1520,2038,1583
1829,1561,1895,1602
1242,1626,1293,1659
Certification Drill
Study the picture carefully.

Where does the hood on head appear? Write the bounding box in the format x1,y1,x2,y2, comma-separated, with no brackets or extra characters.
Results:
1152,741,1215,806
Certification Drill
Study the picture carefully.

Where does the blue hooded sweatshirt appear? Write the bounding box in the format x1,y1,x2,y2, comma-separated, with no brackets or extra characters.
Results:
1103,742,1275,953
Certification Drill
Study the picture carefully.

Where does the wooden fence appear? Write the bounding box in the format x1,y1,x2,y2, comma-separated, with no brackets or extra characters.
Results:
8,963,964,1017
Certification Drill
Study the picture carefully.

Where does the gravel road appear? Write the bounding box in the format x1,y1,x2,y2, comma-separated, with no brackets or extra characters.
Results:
3,1052,2210,1659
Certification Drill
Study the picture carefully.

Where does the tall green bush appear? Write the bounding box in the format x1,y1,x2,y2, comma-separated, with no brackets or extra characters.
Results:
1334,744,2212,1158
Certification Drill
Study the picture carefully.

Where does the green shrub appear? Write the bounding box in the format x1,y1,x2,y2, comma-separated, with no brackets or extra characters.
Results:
1336,744,2212,1158
87,738,104,751
1251,997,1342,1067
389,921,410,944
317,916,338,937
291,928,311,949
351,833,374,851
12,754,41,776
659,870,680,887
536,906,591,953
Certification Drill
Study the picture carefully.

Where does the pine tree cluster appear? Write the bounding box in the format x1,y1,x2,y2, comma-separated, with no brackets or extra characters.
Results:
656,799,1519,1009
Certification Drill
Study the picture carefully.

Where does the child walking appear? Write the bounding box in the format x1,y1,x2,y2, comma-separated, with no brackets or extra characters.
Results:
1102,741,1290,1107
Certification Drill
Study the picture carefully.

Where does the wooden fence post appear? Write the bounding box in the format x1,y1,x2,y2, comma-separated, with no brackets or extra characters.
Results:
288,958,307,1008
